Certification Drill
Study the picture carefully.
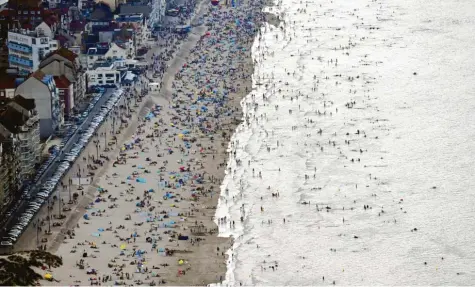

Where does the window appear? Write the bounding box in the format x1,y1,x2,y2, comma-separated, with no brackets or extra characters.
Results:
89,56,94,59
106,80,114,84
23,11,27,14
98,80,103,84
30,11,35,14
32,38,36,45
105,73,114,78
97,74,103,78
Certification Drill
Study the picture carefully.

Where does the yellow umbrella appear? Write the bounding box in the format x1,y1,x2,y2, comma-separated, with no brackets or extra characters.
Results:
120,244,127,250
178,134,184,139
44,274,53,280
178,259,184,265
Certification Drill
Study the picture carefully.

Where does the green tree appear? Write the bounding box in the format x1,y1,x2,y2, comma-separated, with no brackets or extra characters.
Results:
0,250,62,285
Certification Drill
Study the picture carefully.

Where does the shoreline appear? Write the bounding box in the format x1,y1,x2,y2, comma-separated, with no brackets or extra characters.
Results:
25,0,270,285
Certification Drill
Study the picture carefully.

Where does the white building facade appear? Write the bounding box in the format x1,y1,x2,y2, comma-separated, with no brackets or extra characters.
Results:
149,0,167,27
7,29,59,75
14,73,63,138
86,43,128,70
86,61,122,88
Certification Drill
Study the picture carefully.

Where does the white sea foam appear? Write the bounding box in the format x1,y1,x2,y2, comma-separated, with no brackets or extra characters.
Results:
215,0,475,285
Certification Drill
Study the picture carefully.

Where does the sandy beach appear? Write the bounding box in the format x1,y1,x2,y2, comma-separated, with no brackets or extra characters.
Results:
22,0,269,285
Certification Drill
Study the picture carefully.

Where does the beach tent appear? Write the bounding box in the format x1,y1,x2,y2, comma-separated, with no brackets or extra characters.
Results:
136,178,146,183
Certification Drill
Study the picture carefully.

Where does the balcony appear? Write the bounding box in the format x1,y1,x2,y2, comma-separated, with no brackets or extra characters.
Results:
8,41,32,54
9,55,33,68
26,114,39,125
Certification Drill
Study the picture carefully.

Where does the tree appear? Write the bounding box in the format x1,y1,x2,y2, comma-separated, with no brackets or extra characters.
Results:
0,250,63,286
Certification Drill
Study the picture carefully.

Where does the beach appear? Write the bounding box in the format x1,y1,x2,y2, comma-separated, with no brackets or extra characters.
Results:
12,0,475,284
25,0,269,285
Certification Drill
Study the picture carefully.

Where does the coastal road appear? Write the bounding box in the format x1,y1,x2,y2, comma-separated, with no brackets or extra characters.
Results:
0,88,117,242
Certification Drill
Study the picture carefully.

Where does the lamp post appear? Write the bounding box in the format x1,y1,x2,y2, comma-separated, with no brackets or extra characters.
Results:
104,126,107,149
78,167,81,187
47,199,51,233
36,219,39,247
68,180,72,202
58,188,62,218
112,117,116,135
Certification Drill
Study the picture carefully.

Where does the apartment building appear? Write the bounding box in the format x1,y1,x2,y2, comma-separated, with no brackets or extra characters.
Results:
14,70,63,138
86,60,121,87
0,139,20,214
0,95,40,181
7,27,59,75
40,47,86,115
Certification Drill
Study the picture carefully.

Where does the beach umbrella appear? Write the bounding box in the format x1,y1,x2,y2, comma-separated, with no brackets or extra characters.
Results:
44,274,53,280
120,244,127,250
178,259,184,265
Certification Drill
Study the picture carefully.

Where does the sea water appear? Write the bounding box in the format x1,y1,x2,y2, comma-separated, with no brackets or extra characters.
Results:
215,0,475,285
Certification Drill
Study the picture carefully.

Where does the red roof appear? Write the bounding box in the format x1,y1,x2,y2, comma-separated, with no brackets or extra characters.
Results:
22,23,33,30
70,20,86,32
43,16,57,27
49,47,78,62
53,75,71,89
54,34,68,46
31,70,46,81
0,75,16,89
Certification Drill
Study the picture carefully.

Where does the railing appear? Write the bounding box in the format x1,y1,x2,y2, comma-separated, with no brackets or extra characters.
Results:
7,42,32,54
8,55,33,68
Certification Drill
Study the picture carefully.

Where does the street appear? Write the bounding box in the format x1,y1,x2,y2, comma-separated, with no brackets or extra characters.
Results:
0,89,117,241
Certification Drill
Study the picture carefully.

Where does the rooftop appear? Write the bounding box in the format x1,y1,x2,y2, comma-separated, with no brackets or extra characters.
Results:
9,27,48,38
45,47,78,63
0,69,24,90
115,13,144,23
53,75,70,89
118,4,151,17
0,101,29,134
30,70,53,86
87,46,109,56
92,59,115,69
12,94,35,111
